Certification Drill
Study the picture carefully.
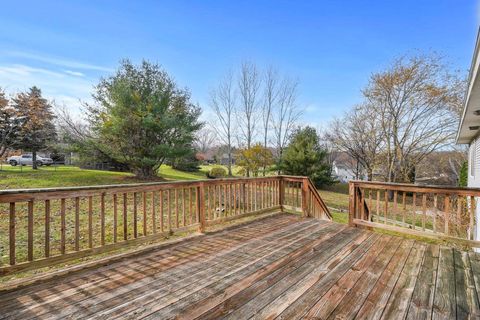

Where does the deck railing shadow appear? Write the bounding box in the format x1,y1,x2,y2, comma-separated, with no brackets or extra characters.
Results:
0,175,330,276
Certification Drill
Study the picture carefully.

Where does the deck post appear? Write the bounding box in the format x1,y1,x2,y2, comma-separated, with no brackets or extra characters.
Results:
302,178,309,217
197,183,206,233
348,181,356,227
279,177,285,212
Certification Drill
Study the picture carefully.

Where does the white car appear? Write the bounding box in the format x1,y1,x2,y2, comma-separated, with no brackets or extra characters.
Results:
7,154,54,166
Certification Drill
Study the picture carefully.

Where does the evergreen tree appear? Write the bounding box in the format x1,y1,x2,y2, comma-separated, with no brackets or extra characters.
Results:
280,126,334,187
13,87,56,169
88,60,202,179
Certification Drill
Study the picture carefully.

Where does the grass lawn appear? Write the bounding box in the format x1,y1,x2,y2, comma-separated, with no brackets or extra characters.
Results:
317,188,349,224
0,164,239,189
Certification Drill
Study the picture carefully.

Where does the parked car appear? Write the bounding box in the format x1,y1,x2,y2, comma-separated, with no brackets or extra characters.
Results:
7,154,54,166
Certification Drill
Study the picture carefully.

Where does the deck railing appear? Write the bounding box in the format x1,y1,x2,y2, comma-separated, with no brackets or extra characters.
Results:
349,180,480,247
0,175,330,276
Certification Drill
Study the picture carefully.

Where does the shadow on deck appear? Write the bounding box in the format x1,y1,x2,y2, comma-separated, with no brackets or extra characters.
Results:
0,213,478,319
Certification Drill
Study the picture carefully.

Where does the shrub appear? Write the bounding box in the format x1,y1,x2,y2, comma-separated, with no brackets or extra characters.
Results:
172,152,201,172
207,167,227,179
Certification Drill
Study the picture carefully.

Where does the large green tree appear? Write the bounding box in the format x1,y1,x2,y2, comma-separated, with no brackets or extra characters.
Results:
88,60,202,179
280,126,334,187
13,86,56,169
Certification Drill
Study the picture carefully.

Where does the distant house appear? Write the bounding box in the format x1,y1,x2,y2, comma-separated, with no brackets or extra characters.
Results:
331,152,365,182
219,153,236,166
332,161,356,183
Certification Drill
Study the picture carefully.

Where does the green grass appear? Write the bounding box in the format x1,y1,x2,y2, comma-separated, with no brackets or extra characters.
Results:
0,164,242,189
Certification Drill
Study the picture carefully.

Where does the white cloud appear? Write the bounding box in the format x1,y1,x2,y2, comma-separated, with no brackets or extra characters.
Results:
0,63,94,117
3,51,114,72
64,70,85,77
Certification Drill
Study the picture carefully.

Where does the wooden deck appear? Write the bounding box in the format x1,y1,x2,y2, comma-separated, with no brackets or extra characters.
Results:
0,213,479,319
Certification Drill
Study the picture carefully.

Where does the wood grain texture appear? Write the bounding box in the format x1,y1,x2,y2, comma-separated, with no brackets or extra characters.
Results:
0,210,477,320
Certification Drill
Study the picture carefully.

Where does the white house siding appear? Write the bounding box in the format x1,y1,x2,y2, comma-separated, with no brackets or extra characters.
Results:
468,139,480,241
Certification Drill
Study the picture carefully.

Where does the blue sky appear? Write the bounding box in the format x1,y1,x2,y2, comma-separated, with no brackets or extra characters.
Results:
0,1,478,126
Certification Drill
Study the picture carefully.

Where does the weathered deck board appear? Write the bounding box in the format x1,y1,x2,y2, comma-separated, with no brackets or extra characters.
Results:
0,213,478,320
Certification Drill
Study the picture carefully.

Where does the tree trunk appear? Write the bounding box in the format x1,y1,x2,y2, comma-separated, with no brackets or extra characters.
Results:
135,166,157,180
32,150,38,170
0,146,6,159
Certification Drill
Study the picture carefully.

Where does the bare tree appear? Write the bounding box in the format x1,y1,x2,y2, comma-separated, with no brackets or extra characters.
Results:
271,77,302,166
262,67,279,148
237,61,261,149
194,126,217,153
326,103,383,181
210,71,236,176
260,66,279,175
364,54,466,182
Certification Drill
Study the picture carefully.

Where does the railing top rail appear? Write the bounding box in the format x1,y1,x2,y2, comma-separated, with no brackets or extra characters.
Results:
0,175,306,197
350,180,480,195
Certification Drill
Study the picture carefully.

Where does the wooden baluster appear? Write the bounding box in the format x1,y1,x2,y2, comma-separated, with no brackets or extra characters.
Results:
45,199,50,257
457,196,462,237
182,188,186,227
27,200,34,261
402,192,406,225
433,194,437,233
270,181,273,207
249,182,252,212
190,188,194,224
197,183,205,233
223,184,227,216
376,190,380,223
272,181,276,206
213,185,217,219
393,191,398,226
123,193,128,241
167,190,172,231
263,181,266,209
113,194,118,242
369,190,373,222
360,189,365,221
151,192,156,233
470,195,475,240
233,183,236,213
244,183,248,213
74,197,80,251
133,192,138,238
302,178,309,217
100,193,105,245
264,181,270,208
230,184,233,215
279,178,284,211
384,190,388,224
175,189,179,228
412,193,417,230
205,186,210,221
143,192,147,236
422,194,426,232
60,198,66,254
89,196,94,246
9,202,15,265
444,195,450,235
159,190,164,232
348,182,355,226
